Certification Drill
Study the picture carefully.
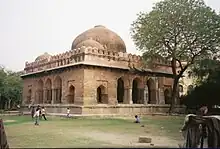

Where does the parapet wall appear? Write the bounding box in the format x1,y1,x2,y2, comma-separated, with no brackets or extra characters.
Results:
24,46,171,74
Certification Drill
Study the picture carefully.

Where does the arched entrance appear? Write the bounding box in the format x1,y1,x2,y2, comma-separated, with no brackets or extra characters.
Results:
117,78,124,103
68,85,75,104
45,78,52,104
97,85,107,104
54,76,62,104
36,80,44,104
164,88,171,104
26,89,32,104
147,78,157,104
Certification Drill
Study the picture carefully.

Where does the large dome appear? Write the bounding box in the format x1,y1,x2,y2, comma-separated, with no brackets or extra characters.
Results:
71,25,126,52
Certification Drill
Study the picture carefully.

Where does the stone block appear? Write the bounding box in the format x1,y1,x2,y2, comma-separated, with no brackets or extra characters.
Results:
138,136,152,143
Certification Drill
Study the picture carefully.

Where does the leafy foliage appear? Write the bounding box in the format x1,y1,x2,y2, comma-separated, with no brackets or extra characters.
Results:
0,66,22,109
183,59,220,108
130,0,220,112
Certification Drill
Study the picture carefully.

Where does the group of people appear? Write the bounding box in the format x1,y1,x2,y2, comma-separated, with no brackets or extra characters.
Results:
30,105,47,125
30,105,71,125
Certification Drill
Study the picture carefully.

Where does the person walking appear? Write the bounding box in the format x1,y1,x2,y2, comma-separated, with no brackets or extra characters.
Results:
34,108,40,125
41,107,47,120
31,106,35,119
67,108,70,118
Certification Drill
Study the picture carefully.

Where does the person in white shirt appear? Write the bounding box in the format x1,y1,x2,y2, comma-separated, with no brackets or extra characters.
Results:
34,109,40,125
41,107,47,120
67,108,70,118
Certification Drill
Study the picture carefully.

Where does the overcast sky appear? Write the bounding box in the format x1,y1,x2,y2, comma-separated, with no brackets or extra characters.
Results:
0,0,219,71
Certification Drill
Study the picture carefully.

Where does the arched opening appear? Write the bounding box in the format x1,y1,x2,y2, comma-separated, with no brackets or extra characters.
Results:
147,78,157,104
164,88,171,104
117,78,124,103
36,80,44,104
132,78,142,104
26,89,32,104
68,85,75,104
54,76,62,104
45,79,52,104
96,85,107,104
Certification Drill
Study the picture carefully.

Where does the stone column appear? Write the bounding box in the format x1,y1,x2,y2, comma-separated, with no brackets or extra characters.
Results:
52,88,56,104
144,86,148,104
43,89,47,104
128,88,133,104
158,88,165,104
123,89,128,104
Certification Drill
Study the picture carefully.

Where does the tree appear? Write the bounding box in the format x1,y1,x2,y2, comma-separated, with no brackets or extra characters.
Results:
0,66,22,110
191,58,220,84
130,0,220,113
183,69,220,110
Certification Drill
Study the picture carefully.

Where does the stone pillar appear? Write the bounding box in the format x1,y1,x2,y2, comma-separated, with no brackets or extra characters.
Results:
52,89,56,104
43,89,47,104
123,89,128,104
158,88,165,104
144,86,148,104
123,88,132,104
128,88,133,104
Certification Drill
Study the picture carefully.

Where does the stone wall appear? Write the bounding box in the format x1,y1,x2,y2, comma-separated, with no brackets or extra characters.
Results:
22,68,85,105
21,104,186,116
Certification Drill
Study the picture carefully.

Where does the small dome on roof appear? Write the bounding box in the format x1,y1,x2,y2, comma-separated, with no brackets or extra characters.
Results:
35,52,51,61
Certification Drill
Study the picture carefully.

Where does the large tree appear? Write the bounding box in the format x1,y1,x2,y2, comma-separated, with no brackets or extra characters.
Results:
0,66,22,109
131,0,220,113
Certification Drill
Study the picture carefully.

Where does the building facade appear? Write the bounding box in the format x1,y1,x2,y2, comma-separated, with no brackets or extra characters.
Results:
21,25,184,115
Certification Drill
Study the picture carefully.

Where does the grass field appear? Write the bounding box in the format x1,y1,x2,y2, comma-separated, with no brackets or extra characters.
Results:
2,115,185,148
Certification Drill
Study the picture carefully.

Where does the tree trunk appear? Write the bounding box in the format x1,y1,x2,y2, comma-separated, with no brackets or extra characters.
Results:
169,76,180,114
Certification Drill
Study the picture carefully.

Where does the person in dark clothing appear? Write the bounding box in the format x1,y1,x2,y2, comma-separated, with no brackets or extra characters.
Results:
134,115,140,123
36,105,42,120
182,115,220,148
31,107,35,119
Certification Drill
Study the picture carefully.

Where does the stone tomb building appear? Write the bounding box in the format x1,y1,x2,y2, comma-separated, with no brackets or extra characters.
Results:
21,25,182,115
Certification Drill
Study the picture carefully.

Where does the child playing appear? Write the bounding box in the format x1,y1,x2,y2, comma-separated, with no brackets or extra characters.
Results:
134,115,140,123
34,108,40,125
31,106,35,119
67,108,70,118
41,107,47,120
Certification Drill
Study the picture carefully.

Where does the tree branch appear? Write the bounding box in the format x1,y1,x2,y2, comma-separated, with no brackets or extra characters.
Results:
176,58,183,70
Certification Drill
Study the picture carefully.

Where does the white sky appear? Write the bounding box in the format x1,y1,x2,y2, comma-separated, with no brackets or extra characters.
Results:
0,0,219,71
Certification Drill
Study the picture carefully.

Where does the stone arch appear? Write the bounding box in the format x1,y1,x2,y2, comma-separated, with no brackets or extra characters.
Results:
117,77,124,103
67,85,75,104
26,89,32,104
36,79,44,104
147,78,157,104
132,77,143,104
164,88,171,104
54,76,62,104
45,78,52,104
97,85,108,104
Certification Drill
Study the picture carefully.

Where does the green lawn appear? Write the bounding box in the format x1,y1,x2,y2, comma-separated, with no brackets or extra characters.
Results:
1,115,185,148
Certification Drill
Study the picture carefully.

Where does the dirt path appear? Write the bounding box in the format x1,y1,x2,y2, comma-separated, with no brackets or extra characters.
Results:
78,129,180,147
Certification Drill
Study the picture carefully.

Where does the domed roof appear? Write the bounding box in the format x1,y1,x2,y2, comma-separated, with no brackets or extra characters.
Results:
71,25,126,52
75,39,104,50
35,52,51,61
